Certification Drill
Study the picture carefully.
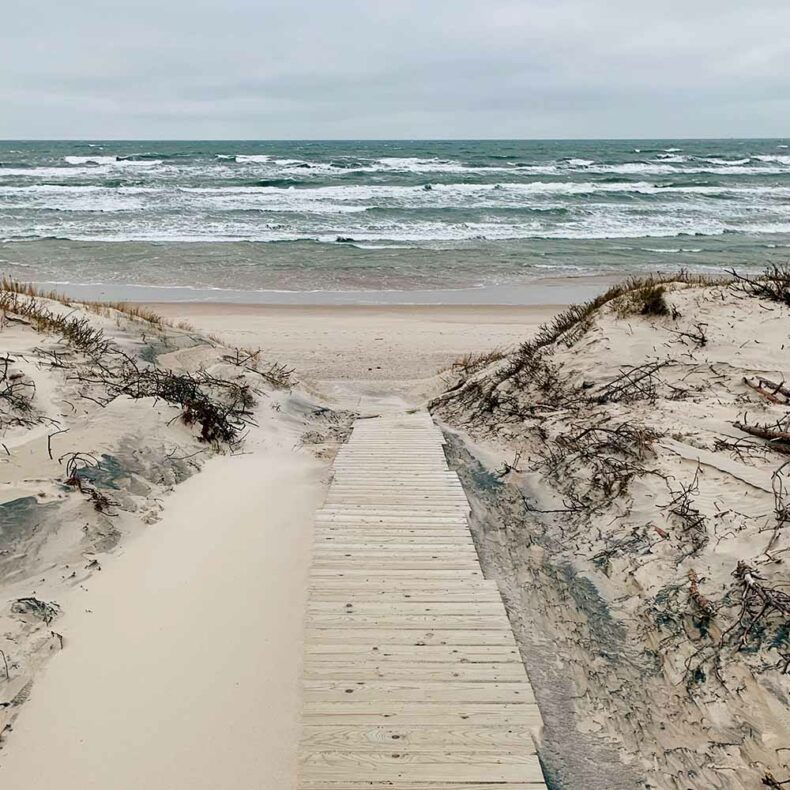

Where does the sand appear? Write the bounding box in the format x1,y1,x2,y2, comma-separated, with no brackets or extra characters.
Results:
432,279,790,788
148,303,563,406
0,294,347,789
0,296,562,789
0,425,325,789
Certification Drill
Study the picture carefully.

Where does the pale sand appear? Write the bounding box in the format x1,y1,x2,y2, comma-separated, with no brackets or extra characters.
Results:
0,426,325,788
149,303,563,405
0,299,562,789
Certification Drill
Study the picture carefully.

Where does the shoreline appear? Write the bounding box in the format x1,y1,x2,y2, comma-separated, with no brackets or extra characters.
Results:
21,276,616,307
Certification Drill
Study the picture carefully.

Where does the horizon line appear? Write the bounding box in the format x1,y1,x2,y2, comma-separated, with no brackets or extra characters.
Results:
1,136,789,143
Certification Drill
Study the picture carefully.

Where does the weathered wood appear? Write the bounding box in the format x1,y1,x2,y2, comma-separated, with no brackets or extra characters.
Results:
300,724,536,753
307,602,505,615
298,410,546,788
298,750,542,782
306,614,511,630
302,702,541,726
303,662,528,681
305,628,515,645
303,644,522,661
299,783,544,790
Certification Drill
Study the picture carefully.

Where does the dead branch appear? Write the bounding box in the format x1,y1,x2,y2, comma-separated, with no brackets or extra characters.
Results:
593,360,670,404
722,561,790,650
47,428,69,460
734,415,790,455
744,376,790,405
728,265,790,307
663,466,709,554
688,569,716,617
669,322,709,348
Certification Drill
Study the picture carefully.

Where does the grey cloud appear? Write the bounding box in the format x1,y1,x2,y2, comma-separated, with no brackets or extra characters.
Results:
1,0,789,138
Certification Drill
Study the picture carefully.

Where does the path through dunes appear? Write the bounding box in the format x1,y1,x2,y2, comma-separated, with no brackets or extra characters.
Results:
298,410,547,789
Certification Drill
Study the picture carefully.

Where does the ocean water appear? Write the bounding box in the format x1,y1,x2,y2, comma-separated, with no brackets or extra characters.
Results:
1,139,789,301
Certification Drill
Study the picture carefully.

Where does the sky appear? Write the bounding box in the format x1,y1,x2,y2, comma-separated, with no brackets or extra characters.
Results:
2,0,789,139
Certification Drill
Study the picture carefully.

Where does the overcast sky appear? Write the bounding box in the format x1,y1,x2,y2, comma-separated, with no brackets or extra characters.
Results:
2,0,789,139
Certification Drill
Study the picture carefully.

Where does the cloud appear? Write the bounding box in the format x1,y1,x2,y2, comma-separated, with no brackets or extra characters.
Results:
1,0,789,137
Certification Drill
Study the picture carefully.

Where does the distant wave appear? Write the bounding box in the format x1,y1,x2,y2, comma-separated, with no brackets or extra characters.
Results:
7,219,790,245
0,153,785,183
62,156,163,167
64,155,119,165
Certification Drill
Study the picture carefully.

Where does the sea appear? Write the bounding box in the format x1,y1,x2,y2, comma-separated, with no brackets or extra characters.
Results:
1,139,789,303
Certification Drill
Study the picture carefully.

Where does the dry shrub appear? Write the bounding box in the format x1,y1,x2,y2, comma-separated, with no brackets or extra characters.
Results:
729,265,790,307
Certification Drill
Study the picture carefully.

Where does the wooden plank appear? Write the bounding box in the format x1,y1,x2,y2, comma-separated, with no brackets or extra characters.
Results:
312,548,479,557
303,662,528,682
303,644,522,661
303,681,535,704
307,602,505,615
308,591,503,603
305,629,516,646
301,702,540,727
299,783,543,790
308,570,483,580
314,535,475,544
299,724,536,753
310,562,482,571
297,751,542,783
307,580,498,591
317,513,470,519
311,551,479,561
306,614,509,630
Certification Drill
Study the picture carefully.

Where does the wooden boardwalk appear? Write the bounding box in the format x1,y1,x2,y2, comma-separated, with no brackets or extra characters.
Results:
297,410,547,789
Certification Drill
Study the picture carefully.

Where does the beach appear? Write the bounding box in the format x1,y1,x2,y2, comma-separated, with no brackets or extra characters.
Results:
0,292,559,788
0,271,790,788
1,139,790,790
149,302,564,404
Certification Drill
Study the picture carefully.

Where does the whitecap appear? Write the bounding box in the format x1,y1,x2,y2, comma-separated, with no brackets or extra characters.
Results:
754,154,790,166
642,247,704,254
64,155,118,165
703,157,751,166
235,154,271,163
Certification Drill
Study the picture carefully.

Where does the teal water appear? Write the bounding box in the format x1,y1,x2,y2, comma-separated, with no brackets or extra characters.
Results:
1,139,789,299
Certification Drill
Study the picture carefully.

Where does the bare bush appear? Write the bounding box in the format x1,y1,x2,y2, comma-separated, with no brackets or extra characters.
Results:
729,265,790,307
662,467,709,554
221,347,294,389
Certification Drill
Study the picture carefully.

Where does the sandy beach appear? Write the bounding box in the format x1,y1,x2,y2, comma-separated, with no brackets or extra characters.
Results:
4,1,790,783
149,303,563,406
2,271,790,789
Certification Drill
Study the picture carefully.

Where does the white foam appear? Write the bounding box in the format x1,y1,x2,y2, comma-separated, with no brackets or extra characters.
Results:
61,156,163,168
235,155,271,163
754,154,790,166
642,247,704,254
703,157,751,166
64,155,118,165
